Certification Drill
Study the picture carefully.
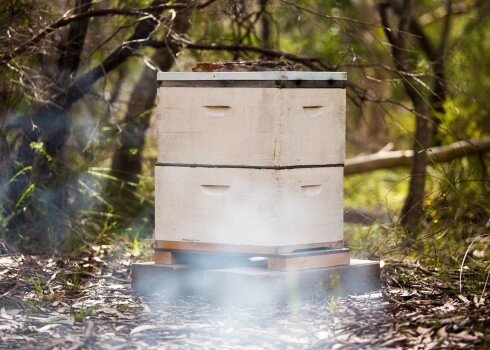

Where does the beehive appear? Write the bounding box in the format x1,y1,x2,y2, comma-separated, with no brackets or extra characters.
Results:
155,71,346,254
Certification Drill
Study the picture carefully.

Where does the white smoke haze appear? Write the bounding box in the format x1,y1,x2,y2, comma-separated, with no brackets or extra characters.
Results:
123,292,386,349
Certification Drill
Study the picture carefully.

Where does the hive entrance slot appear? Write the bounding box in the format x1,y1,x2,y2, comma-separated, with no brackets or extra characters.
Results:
301,184,323,196
204,105,231,117
201,185,230,195
303,106,325,118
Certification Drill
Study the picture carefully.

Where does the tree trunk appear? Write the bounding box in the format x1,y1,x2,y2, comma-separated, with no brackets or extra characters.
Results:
108,2,194,218
378,0,449,233
400,104,432,230
5,0,93,247
4,0,172,249
258,0,272,60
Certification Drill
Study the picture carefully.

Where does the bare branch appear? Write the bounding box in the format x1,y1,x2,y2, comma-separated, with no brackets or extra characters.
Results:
345,137,490,175
45,0,174,111
0,1,216,64
148,38,334,71
279,0,380,28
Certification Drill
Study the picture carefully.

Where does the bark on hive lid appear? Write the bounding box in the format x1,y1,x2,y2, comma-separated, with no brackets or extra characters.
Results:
192,61,300,72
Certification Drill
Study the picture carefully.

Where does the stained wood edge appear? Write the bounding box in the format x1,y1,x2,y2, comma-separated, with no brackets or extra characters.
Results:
157,71,347,82
154,240,344,256
154,251,177,265
159,80,346,88
268,251,350,271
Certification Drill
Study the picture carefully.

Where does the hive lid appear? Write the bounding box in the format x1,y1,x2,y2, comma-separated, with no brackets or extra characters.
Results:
157,71,346,81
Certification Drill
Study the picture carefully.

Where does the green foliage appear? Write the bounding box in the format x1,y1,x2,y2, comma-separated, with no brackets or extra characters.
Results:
59,272,82,292
30,275,46,298
328,295,336,314
344,153,490,295
72,304,97,322
344,169,409,216
30,141,53,162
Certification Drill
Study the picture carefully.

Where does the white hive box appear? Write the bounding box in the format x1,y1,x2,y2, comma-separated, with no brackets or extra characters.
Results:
157,87,345,166
155,71,346,254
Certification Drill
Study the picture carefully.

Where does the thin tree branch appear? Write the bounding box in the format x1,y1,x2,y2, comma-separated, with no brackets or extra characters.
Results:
148,38,334,71
50,0,174,110
280,0,383,29
0,0,216,64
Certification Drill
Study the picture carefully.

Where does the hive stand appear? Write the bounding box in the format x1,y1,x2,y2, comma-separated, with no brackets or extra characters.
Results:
131,258,380,306
153,240,350,272
131,243,380,306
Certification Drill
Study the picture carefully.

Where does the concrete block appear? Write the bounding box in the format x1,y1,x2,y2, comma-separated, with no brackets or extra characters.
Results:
203,259,380,306
131,263,192,295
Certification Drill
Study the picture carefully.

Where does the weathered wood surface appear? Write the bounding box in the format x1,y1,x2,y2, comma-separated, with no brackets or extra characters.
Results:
157,87,346,167
267,248,351,271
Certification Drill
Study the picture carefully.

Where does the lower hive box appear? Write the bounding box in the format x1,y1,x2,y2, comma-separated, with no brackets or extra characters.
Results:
155,165,344,253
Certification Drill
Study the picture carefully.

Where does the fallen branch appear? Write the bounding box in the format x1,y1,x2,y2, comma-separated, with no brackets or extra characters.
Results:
344,207,391,224
345,137,490,175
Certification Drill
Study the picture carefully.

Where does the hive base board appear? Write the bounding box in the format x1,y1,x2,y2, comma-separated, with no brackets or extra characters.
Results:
154,250,268,269
155,248,350,271
155,240,344,256
131,259,380,306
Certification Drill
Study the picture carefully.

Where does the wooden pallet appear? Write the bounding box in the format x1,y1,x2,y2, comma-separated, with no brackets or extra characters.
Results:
154,241,350,272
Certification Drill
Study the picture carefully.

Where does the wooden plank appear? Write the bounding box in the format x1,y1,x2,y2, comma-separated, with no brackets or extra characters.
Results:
267,249,350,271
154,240,345,256
155,241,276,255
154,251,176,265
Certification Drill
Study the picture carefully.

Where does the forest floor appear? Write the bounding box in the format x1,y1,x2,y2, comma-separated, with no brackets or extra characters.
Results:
0,247,489,350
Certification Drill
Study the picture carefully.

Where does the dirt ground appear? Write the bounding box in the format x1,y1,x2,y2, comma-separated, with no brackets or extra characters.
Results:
0,249,488,349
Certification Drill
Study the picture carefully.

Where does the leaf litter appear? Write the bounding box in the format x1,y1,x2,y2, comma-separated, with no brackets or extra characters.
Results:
0,251,489,349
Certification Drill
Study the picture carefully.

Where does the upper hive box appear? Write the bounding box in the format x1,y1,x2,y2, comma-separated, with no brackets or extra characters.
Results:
156,71,346,167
